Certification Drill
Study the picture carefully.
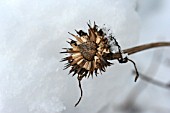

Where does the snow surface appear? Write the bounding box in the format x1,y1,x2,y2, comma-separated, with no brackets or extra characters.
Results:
0,0,169,113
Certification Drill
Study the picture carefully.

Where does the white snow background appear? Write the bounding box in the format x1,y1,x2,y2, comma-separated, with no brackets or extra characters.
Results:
0,0,170,113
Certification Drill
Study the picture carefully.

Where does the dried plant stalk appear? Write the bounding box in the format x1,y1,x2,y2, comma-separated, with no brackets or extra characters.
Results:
106,42,170,60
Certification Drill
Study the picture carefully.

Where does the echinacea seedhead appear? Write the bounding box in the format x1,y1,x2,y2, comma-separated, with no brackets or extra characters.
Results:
61,23,113,79
60,22,141,107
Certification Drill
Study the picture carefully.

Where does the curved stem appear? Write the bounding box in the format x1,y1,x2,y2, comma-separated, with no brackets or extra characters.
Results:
128,58,139,82
109,42,170,60
124,42,170,55
75,80,83,107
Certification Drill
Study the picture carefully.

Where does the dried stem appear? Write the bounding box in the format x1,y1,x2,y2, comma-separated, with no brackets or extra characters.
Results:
75,79,83,107
128,59,139,82
107,42,170,60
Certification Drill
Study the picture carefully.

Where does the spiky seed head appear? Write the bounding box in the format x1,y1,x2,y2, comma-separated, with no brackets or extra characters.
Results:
61,23,113,78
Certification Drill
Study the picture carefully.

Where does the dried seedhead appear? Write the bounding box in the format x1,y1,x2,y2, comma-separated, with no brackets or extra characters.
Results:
61,23,113,79
60,22,139,106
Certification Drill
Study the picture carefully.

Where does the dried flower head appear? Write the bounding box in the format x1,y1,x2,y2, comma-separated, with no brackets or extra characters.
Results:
60,22,139,107
61,23,113,79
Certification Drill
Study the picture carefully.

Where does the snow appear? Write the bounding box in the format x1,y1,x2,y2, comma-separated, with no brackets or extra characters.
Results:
0,0,170,113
